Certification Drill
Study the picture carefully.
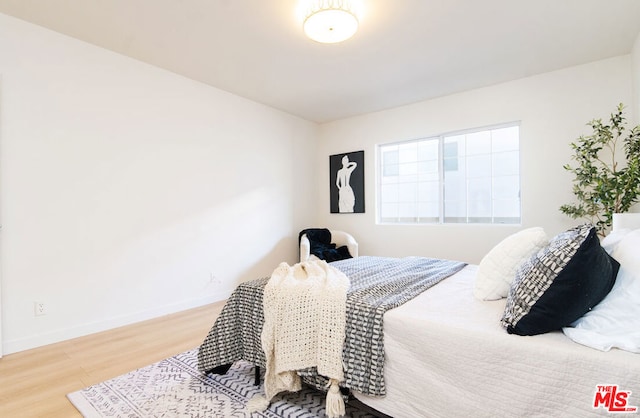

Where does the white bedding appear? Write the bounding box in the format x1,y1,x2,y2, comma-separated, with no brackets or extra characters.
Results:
353,265,640,418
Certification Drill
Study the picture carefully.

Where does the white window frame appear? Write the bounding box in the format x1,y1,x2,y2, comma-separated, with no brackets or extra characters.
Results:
376,122,521,225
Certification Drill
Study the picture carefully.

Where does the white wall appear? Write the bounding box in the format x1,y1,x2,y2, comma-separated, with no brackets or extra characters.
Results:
0,13,317,354
316,56,634,264
632,32,640,123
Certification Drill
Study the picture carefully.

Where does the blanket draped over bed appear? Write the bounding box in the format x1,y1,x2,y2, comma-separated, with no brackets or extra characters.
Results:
197,256,467,396
250,260,350,417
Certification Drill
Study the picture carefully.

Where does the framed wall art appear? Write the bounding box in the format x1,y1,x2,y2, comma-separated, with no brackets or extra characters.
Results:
330,150,364,213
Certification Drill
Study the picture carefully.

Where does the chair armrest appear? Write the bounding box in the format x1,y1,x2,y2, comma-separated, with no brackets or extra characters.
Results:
299,234,311,262
331,230,359,258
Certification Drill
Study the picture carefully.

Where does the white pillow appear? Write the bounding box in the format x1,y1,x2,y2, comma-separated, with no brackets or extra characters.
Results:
562,229,640,353
600,228,631,253
474,227,548,301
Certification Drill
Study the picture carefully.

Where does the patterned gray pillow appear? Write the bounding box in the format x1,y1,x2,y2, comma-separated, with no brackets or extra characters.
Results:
501,224,619,336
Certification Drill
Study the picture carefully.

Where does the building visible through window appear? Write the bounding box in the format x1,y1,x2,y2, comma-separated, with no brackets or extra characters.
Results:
378,123,520,224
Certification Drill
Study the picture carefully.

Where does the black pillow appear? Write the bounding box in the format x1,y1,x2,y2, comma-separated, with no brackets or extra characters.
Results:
501,224,619,336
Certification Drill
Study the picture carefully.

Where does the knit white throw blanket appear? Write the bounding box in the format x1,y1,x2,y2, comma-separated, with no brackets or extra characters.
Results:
247,260,350,418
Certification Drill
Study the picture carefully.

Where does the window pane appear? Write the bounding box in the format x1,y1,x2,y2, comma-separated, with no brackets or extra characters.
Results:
418,139,439,160
443,138,460,171
398,201,417,219
444,200,466,220
468,199,492,218
467,155,491,178
468,177,491,201
445,135,465,155
418,181,439,202
382,150,399,176
377,123,520,225
493,151,519,176
492,126,519,152
418,159,438,174
398,143,417,163
493,175,520,199
493,199,520,219
466,131,491,155
444,173,465,201
418,171,439,182
417,201,439,220
398,182,417,202
398,162,418,176
381,184,399,202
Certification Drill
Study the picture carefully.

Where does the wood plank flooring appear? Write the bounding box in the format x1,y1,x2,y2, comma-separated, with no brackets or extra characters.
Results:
0,302,225,418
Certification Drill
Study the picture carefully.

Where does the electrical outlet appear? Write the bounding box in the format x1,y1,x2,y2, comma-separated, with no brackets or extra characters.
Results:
34,301,47,316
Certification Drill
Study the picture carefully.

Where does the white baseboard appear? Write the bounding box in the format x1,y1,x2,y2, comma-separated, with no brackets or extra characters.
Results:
3,290,232,355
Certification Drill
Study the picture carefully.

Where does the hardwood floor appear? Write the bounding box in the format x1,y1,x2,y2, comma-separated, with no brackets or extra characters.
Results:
0,302,225,418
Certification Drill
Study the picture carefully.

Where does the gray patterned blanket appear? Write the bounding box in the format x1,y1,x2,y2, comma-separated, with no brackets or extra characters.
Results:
197,256,466,397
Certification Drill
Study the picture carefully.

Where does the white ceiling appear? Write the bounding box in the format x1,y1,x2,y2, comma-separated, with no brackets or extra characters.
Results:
1,0,640,123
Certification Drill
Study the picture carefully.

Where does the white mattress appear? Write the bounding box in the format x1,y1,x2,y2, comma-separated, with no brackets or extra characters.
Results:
353,265,640,418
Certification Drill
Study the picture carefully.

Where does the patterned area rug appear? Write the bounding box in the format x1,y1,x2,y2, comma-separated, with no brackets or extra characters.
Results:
67,348,375,417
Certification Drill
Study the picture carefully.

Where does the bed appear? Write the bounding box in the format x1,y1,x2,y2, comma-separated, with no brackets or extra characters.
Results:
352,264,639,417
198,223,640,418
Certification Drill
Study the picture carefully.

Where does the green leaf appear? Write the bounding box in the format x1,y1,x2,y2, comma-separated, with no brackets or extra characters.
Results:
559,103,640,235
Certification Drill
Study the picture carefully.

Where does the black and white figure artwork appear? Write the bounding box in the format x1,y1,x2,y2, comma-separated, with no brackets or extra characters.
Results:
330,150,364,213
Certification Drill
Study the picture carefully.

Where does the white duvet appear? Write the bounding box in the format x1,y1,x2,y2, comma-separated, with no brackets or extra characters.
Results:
354,265,640,418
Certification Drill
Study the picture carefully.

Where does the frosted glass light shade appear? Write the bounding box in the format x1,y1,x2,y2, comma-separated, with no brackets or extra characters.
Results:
304,1,358,43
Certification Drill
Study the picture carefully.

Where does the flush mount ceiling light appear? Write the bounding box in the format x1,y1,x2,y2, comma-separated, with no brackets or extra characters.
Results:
303,0,359,44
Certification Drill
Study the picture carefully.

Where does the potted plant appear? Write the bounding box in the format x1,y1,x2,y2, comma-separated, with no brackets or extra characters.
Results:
560,104,640,236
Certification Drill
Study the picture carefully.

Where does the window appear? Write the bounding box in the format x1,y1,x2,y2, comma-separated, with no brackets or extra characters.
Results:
378,123,520,224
